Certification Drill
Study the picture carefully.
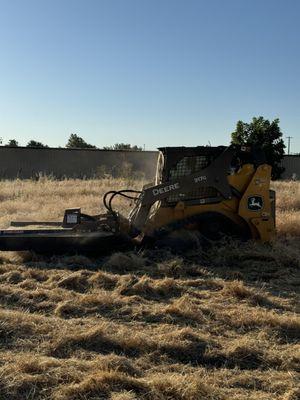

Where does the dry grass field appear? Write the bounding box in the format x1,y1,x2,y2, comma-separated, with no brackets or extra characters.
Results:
0,178,299,400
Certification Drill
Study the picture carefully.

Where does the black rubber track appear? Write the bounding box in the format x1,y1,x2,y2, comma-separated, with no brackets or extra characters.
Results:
151,211,251,252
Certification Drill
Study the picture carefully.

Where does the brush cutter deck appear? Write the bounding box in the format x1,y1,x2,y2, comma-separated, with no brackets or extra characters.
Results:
0,208,130,254
0,229,118,254
0,145,276,254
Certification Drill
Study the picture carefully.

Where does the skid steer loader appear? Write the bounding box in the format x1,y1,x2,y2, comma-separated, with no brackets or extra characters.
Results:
0,144,276,254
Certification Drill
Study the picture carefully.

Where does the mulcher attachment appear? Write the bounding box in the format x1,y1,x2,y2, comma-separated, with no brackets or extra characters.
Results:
0,208,130,255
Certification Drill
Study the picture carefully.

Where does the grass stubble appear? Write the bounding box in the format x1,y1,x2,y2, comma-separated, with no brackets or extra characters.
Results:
0,178,299,400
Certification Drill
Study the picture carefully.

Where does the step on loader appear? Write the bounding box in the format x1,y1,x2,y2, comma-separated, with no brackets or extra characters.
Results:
0,145,276,254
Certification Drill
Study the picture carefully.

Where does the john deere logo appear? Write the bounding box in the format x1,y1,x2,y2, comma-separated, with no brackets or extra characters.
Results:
248,196,263,211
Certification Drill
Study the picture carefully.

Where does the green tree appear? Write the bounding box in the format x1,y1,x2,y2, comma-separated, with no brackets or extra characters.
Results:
66,134,96,149
103,143,143,151
27,140,48,148
6,139,19,147
231,116,285,179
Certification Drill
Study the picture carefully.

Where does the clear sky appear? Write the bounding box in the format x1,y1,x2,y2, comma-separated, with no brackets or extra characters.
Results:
0,0,299,152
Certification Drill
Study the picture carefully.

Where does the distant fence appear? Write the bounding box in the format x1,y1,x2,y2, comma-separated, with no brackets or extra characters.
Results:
0,146,158,180
0,146,299,180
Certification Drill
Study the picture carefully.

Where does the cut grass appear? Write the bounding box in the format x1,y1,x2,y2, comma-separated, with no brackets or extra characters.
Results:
0,178,299,399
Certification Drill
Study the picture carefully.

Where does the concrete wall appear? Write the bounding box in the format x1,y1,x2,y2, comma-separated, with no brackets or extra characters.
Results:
0,147,158,180
281,155,300,180
0,146,299,180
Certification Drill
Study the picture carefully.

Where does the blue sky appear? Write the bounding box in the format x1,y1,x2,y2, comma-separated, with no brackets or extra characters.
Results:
0,0,299,152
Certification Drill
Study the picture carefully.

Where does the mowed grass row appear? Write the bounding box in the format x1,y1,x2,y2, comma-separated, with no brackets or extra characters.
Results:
0,178,299,400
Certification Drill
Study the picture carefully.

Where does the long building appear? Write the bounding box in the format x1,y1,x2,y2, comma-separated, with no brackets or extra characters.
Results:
0,146,299,180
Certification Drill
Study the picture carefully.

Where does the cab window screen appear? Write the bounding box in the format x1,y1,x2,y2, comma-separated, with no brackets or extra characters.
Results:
167,155,219,203
169,156,209,180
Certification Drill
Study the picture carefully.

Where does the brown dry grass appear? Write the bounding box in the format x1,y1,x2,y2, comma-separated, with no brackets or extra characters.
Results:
0,178,299,399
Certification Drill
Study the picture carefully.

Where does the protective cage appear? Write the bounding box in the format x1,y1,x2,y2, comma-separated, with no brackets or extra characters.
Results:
157,146,226,204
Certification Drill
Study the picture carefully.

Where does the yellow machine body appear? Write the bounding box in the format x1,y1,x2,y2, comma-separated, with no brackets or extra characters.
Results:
142,163,275,242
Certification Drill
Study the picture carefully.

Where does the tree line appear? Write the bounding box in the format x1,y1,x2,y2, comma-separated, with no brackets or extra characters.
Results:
0,134,143,151
0,117,289,178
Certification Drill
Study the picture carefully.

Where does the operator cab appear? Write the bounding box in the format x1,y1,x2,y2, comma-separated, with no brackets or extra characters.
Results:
156,146,227,205
155,145,267,206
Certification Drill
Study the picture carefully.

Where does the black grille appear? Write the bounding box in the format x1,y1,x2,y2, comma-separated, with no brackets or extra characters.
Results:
167,155,219,203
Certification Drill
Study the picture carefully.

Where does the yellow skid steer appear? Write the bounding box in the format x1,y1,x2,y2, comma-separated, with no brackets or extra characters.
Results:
0,145,275,254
